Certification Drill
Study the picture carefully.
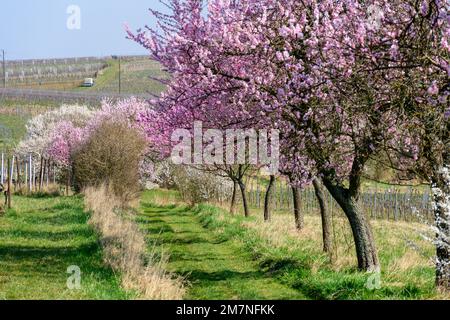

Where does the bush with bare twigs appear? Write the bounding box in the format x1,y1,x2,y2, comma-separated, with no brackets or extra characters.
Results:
73,122,146,203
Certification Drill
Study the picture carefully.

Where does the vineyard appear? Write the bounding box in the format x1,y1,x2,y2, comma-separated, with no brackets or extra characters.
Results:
0,150,434,224
4,57,109,89
1,56,167,95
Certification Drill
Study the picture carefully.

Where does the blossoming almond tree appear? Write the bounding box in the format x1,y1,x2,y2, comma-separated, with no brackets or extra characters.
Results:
128,0,384,272
381,0,449,289
129,0,448,280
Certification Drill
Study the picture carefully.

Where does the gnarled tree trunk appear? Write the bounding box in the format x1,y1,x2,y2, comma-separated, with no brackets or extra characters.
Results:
323,180,379,272
229,180,238,215
313,178,333,260
264,175,276,222
291,185,304,230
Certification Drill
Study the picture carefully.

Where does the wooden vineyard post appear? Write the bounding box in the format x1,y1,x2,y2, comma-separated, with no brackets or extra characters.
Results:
53,163,56,185
10,155,15,191
46,160,50,187
16,156,21,190
256,180,260,208
38,157,44,191
6,157,11,209
25,162,28,193
1,152,4,185
28,154,32,193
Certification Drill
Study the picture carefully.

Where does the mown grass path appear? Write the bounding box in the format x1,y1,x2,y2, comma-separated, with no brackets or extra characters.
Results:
0,195,129,300
138,202,306,300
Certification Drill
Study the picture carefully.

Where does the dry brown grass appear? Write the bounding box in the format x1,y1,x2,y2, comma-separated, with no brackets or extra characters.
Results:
13,183,62,197
84,185,185,300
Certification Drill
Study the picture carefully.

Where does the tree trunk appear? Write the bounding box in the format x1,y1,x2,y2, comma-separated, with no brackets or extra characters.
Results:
323,180,380,272
16,158,21,190
313,178,333,259
431,168,450,291
264,175,276,222
291,185,304,230
229,180,238,215
238,180,250,217
66,170,71,196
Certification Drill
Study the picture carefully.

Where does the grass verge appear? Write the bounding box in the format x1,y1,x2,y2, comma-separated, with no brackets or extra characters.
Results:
0,194,130,300
144,189,448,300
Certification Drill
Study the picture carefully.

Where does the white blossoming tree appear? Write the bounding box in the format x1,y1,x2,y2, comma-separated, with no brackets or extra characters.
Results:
16,105,95,158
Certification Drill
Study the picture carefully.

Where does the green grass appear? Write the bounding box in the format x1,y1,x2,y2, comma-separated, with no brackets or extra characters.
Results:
0,98,59,149
80,59,120,93
139,192,306,300
142,189,447,300
0,114,29,150
0,188,444,300
192,204,440,300
80,58,167,95
0,195,130,300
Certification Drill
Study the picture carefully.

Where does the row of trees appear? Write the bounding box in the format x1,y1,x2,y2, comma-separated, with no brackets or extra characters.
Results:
15,0,448,292
125,0,448,290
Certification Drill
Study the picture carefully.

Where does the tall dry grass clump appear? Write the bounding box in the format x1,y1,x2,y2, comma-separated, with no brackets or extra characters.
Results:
84,185,185,300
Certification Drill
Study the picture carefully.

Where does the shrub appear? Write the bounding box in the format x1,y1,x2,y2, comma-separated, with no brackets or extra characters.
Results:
152,160,177,189
73,121,146,203
172,166,233,205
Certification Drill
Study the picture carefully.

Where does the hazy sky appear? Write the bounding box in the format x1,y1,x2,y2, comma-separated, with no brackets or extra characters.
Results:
0,0,166,60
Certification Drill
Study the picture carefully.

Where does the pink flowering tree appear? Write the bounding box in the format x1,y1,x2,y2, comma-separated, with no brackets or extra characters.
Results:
128,0,380,271
45,120,87,194
129,0,448,280
46,121,87,168
379,1,449,289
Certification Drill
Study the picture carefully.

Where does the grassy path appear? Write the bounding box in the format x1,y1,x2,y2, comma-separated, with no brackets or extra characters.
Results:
138,202,306,300
0,195,129,300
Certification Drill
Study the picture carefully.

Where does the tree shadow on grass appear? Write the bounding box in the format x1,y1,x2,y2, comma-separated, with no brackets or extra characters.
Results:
0,242,99,258
0,241,106,279
20,214,87,226
0,228,95,241
22,192,61,199
152,235,214,245
141,203,192,215
140,224,175,234
140,203,179,210
181,269,265,283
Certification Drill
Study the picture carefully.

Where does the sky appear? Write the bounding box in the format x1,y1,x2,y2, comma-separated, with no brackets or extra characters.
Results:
0,0,167,60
